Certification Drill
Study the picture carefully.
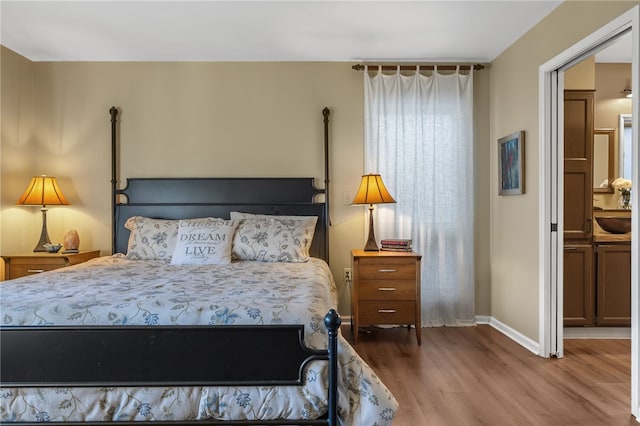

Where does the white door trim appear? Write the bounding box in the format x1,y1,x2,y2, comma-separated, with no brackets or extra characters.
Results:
538,66,563,359
539,5,639,416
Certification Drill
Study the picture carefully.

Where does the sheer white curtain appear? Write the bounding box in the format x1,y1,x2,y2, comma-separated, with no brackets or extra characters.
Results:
364,66,475,326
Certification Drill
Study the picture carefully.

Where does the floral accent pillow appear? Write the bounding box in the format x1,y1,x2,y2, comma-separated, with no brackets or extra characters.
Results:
230,213,318,262
170,218,238,265
124,216,179,260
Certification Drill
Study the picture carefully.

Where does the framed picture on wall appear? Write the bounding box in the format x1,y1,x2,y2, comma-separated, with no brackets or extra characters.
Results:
498,131,525,195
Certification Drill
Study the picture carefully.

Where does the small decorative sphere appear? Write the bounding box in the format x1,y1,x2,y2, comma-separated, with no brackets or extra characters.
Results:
324,309,342,331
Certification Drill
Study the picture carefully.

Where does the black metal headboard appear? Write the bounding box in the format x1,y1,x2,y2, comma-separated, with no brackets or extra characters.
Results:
110,107,331,262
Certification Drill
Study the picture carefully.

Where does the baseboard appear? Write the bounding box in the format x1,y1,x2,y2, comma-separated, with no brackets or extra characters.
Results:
480,315,540,355
564,327,631,339
475,315,491,324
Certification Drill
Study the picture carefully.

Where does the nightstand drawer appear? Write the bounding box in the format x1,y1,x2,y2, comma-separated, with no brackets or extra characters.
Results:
359,301,416,324
358,279,416,300
10,263,63,277
357,258,416,280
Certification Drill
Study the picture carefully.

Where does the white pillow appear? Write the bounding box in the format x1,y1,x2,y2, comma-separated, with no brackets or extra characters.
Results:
171,218,238,265
124,216,179,260
230,213,317,262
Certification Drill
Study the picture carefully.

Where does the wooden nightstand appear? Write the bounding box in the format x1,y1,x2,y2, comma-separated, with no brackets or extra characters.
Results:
1,250,100,281
351,249,422,344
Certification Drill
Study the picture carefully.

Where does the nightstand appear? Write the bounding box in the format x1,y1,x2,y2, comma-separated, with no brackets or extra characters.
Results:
351,249,422,344
1,250,101,281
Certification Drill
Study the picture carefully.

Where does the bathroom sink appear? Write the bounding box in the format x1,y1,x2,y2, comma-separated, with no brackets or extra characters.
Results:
595,216,631,234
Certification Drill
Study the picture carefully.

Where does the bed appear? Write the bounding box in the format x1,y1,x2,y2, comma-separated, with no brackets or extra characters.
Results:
0,107,399,425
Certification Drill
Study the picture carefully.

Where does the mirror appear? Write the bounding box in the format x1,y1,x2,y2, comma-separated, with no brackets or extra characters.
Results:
619,114,632,180
593,128,615,193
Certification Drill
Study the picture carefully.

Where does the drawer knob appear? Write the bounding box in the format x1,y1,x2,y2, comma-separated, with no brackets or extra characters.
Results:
377,309,397,313
26,269,45,273
378,287,397,291
377,268,397,273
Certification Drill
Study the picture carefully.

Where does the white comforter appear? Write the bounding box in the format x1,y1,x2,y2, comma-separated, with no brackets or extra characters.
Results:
0,255,398,425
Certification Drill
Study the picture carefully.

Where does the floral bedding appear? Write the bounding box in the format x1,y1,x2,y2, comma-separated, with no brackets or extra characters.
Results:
0,255,398,425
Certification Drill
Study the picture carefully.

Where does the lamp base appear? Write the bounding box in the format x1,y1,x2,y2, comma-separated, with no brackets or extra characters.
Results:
363,204,379,251
33,207,52,252
33,239,52,253
363,239,379,252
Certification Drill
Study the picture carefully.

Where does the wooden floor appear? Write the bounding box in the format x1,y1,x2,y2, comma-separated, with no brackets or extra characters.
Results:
346,324,634,426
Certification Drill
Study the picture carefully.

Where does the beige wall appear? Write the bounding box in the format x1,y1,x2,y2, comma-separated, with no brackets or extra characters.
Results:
0,47,37,279
565,55,596,90
0,48,492,317
490,1,638,340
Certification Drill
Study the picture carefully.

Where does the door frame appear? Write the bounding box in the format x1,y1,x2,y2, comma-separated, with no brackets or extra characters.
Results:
539,5,639,415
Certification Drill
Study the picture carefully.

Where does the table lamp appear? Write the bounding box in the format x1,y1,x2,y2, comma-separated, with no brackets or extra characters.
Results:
17,175,70,252
352,174,396,251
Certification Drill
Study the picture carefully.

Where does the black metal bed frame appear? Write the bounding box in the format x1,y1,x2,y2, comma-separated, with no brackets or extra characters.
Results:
1,311,341,426
110,106,332,262
0,107,340,425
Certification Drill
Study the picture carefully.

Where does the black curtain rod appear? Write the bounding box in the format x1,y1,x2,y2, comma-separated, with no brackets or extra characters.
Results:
352,63,485,71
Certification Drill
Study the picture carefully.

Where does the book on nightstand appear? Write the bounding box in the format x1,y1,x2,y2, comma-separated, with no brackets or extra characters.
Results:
380,239,412,252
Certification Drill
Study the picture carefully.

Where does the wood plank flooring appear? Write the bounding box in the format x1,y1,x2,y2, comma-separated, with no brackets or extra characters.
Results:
346,325,633,426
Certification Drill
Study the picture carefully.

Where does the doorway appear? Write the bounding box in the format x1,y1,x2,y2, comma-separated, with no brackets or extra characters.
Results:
539,5,639,416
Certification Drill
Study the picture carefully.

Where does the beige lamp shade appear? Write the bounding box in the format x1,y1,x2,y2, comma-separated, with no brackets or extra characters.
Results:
352,174,396,251
17,175,69,206
352,174,396,205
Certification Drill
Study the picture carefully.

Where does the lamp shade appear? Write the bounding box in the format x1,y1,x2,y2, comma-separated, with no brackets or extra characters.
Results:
17,175,69,206
352,174,396,205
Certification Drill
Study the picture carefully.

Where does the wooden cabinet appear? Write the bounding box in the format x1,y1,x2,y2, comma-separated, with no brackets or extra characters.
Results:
563,90,595,327
351,250,422,344
563,244,594,326
564,90,594,242
2,251,100,280
563,240,631,327
596,243,631,326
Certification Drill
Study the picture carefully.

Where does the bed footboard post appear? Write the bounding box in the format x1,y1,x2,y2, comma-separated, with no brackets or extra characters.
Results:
324,309,341,426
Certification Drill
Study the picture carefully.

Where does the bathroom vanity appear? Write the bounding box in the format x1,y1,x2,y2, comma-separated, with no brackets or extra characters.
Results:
564,211,631,327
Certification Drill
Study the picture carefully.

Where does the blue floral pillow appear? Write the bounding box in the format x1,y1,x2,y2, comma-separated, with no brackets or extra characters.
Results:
230,213,317,262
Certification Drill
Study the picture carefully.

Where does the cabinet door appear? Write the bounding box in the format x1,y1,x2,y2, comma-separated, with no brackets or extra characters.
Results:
563,244,594,326
564,90,594,241
597,244,631,326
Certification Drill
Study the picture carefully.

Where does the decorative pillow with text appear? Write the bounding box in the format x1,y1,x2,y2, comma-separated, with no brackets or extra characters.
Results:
171,218,238,265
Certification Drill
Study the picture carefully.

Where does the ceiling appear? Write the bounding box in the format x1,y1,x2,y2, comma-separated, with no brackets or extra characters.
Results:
595,31,632,63
1,0,569,63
